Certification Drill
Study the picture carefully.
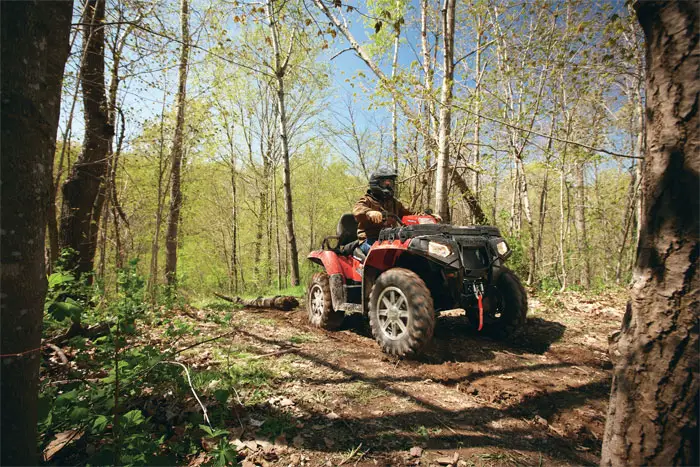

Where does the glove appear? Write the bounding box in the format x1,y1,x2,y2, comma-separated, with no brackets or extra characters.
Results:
433,213,443,223
366,210,383,224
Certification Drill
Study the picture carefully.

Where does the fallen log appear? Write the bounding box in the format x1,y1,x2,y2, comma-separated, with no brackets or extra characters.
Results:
213,292,299,311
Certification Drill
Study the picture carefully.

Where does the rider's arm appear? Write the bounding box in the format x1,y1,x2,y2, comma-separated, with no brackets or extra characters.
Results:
352,197,372,223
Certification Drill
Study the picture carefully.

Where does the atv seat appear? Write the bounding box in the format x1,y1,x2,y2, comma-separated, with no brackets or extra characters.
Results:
322,213,366,261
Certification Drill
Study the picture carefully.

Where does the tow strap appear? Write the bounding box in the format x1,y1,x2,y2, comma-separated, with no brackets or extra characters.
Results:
473,283,485,331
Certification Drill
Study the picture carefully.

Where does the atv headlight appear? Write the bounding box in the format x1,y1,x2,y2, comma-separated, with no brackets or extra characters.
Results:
428,241,451,257
496,240,509,256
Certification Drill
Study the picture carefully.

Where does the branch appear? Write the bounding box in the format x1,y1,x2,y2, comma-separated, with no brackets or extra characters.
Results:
449,101,639,159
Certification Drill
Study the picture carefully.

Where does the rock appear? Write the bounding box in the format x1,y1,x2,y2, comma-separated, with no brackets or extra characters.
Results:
244,440,259,451
280,397,295,407
241,461,256,467
325,411,340,420
409,446,423,457
289,453,301,466
534,415,548,426
323,437,335,448
436,456,454,465
292,435,304,448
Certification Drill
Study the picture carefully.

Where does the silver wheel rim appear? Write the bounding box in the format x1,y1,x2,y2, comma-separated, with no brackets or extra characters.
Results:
310,284,324,321
376,286,409,341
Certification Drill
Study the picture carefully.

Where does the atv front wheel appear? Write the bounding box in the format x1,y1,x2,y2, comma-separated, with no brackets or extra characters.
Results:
369,268,435,357
469,267,527,339
307,273,344,330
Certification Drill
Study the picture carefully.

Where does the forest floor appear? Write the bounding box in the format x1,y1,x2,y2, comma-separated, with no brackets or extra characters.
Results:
161,288,625,467
42,287,626,466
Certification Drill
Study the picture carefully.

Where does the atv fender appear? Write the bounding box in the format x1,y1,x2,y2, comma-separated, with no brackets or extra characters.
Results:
360,239,411,315
307,250,362,282
308,250,361,309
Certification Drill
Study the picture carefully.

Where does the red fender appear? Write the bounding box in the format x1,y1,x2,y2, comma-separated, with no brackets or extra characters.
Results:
307,250,363,282
364,239,411,272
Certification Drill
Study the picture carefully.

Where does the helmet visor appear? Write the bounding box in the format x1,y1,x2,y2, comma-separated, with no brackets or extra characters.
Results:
380,178,395,190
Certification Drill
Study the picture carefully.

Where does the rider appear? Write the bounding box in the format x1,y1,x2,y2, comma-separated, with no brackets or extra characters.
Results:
353,167,413,255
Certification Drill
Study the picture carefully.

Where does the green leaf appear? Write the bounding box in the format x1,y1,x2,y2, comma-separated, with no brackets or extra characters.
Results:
122,409,145,427
48,272,74,288
92,415,109,433
214,389,229,404
48,299,82,322
70,406,89,422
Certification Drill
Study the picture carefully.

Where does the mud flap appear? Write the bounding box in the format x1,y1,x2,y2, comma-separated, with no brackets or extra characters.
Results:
329,273,346,310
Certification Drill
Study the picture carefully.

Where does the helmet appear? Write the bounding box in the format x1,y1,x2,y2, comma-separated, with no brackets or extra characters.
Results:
369,166,397,200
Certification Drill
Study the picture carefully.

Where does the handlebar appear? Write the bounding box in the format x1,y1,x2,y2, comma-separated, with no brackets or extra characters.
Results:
381,211,405,226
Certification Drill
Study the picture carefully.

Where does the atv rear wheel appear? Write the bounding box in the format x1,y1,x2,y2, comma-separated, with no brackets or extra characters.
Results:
369,268,435,357
469,267,527,339
307,272,344,330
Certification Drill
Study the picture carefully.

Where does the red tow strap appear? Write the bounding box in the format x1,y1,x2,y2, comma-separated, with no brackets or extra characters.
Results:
473,283,484,331
477,294,484,331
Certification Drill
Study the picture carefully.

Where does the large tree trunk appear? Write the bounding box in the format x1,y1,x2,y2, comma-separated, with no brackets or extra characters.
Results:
164,0,190,287
59,0,112,278
601,2,699,465
434,0,455,221
0,2,72,464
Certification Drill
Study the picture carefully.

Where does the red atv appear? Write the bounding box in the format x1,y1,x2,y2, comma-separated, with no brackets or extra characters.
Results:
306,213,527,357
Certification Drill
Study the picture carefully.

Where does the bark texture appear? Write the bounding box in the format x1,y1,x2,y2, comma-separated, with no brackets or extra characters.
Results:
434,0,455,221
601,2,699,466
0,1,73,464
165,0,190,287
59,0,112,277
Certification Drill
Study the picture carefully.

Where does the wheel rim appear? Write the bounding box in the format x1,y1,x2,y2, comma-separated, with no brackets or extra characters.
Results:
376,286,409,341
309,284,324,321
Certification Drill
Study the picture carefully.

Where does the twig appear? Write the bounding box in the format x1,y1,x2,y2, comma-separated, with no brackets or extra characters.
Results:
174,331,236,355
46,343,69,365
434,415,458,435
354,448,370,466
338,443,363,466
160,361,212,428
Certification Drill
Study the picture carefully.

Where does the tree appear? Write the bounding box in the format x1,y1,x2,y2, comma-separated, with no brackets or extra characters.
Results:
59,0,112,277
601,2,698,465
434,0,455,221
266,0,301,286
0,1,73,464
165,0,190,287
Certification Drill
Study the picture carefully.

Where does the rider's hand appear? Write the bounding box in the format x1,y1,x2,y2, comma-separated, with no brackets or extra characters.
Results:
433,213,443,223
366,210,383,224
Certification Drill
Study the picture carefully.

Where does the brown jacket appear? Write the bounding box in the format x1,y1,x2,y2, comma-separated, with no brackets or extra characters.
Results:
352,191,413,240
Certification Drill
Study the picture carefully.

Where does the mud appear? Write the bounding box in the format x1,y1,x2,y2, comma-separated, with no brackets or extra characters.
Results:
188,290,626,466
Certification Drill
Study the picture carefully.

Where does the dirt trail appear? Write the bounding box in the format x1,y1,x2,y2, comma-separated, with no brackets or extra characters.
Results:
181,291,625,466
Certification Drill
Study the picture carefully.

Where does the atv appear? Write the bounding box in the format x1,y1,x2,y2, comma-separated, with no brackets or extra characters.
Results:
306,212,527,357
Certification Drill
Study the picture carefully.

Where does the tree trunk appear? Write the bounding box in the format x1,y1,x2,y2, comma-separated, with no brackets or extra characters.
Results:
267,0,300,286
434,0,455,221
574,160,590,288
59,0,112,278
148,94,170,301
0,2,72,464
601,2,699,465
451,171,487,224
391,6,400,172
164,0,189,287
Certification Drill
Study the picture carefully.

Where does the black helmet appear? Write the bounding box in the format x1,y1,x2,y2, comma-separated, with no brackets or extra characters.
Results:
369,166,397,200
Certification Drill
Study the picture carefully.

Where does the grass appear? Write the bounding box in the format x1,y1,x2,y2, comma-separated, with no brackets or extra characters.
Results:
343,381,387,402
288,333,317,344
